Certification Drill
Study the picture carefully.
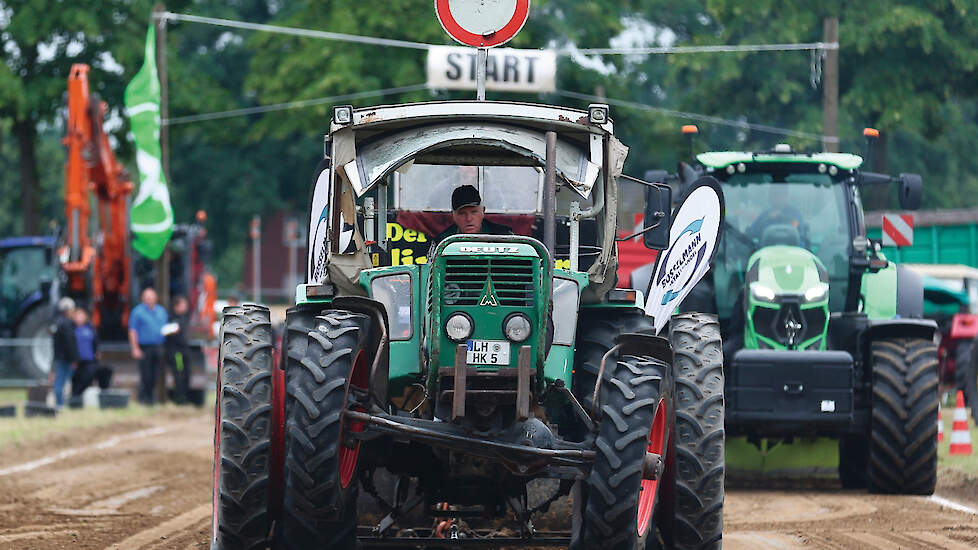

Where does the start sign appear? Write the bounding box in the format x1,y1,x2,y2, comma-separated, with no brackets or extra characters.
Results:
427,45,556,93
435,0,531,48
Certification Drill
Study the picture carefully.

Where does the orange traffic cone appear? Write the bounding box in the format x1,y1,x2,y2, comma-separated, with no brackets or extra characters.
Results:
950,390,973,456
938,402,944,443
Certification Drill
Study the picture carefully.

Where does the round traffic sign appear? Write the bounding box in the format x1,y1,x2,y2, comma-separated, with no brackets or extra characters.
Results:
435,0,530,48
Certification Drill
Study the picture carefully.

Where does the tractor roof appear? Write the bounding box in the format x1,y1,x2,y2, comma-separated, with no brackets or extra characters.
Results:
697,151,863,170
332,100,614,136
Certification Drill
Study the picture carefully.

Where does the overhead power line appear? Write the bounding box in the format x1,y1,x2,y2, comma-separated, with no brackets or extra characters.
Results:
157,12,837,56
165,84,827,144
163,84,430,125
556,90,838,143
576,42,837,55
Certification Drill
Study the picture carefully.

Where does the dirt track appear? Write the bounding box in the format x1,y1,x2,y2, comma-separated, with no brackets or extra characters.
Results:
1,412,977,549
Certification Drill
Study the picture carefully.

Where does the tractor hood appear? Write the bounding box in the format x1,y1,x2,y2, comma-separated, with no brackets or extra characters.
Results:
746,245,828,299
744,245,830,351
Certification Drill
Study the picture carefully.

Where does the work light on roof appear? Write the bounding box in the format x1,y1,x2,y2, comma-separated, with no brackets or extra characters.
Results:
588,104,609,125
333,105,353,126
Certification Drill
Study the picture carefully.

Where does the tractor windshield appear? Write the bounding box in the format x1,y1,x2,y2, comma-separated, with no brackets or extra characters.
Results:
0,246,54,325
715,172,850,318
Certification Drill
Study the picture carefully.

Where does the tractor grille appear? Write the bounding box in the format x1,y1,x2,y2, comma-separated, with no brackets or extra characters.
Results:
752,302,826,349
443,258,535,307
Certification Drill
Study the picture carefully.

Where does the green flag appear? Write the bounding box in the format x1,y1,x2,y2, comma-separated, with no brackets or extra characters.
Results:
125,23,173,260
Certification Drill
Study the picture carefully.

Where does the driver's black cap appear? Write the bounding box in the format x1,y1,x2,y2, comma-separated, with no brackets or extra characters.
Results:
452,185,482,211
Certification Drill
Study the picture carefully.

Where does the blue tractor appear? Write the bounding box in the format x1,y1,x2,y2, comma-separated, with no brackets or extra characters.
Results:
0,236,61,380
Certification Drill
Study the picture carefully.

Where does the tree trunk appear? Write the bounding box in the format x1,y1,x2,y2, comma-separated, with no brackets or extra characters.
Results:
13,119,40,235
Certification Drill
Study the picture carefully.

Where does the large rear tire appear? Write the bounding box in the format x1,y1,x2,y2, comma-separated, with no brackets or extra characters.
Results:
14,306,53,379
211,305,275,550
869,337,939,495
665,313,724,550
279,310,369,550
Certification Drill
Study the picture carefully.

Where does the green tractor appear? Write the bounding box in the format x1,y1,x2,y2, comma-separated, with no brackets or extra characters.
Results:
210,101,726,549
646,139,938,494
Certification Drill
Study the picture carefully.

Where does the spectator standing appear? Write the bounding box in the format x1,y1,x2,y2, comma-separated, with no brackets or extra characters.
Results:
128,288,168,405
70,307,101,397
51,297,78,408
165,296,194,404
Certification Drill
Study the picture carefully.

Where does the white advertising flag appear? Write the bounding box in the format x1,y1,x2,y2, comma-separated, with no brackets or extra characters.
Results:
426,45,556,93
645,177,725,333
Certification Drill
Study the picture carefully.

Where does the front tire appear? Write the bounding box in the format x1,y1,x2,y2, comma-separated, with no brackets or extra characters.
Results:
211,305,275,550
573,353,670,550
869,337,939,495
279,310,369,550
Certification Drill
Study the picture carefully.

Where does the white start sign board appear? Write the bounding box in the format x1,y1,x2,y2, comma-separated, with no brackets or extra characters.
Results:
644,177,725,334
427,45,556,93
435,0,531,48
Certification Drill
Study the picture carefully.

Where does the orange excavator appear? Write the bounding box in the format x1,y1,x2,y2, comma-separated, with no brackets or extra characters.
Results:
61,63,134,339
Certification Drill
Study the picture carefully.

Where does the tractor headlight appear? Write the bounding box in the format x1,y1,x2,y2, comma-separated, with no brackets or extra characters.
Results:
751,284,777,302
804,283,829,303
503,313,532,343
445,313,474,343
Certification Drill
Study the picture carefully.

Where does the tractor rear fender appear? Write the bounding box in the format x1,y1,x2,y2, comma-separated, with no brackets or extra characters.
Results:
330,296,391,408
950,313,978,340
864,318,937,345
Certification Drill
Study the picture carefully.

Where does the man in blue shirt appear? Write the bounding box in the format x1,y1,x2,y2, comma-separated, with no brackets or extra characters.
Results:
128,287,168,405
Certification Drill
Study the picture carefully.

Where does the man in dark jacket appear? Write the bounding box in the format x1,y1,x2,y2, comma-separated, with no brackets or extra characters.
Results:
165,295,194,404
429,185,513,254
51,297,77,408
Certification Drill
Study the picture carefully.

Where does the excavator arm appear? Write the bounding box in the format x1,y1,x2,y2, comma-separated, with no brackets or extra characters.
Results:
61,64,134,336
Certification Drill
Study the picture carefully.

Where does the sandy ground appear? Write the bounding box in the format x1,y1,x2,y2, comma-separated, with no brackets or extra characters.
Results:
1,412,977,549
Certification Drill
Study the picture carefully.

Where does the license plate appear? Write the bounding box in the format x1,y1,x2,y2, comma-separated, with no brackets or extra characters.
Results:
466,340,510,365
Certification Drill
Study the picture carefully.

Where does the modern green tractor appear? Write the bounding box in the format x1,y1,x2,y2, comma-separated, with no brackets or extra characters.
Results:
210,101,726,549
645,141,938,494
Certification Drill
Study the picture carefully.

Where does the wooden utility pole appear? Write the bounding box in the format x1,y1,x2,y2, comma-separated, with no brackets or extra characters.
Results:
154,3,170,185
822,16,839,153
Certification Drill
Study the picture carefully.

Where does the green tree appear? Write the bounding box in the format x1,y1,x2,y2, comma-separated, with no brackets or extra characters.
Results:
0,0,192,233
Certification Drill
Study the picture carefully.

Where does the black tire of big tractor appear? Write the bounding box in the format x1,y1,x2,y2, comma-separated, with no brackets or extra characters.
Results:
14,306,53,380
838,436,869,490
664,313,725,550
571,309,671,550
279,310,370,550
211,305,275,550
869,337,939,495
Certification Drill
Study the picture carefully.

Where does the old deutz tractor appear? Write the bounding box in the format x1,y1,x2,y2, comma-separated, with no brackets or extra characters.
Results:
210,102,725,549
662,143,938,494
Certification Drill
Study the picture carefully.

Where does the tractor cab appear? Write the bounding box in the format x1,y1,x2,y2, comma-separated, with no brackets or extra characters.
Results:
0,236,59,379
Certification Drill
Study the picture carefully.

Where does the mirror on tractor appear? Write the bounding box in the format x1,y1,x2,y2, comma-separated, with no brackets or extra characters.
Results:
898,173,923,210
643,184,672,250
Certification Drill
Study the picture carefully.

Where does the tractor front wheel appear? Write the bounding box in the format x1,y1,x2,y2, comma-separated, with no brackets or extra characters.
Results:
869,337,939,495
572,351,671,550
211,305,275,550
278,309,370,550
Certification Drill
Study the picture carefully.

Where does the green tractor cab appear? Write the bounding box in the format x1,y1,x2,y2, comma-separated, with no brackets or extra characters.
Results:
210,101,726,550
657,141,938,494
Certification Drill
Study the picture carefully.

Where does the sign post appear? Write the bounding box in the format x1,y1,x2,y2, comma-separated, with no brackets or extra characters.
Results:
435,0,531,101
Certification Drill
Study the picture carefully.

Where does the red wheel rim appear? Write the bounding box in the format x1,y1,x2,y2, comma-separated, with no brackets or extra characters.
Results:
339,351,368,489
637,399,667,535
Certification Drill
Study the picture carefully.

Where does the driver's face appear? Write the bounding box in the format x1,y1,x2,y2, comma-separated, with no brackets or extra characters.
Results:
452,205,485,234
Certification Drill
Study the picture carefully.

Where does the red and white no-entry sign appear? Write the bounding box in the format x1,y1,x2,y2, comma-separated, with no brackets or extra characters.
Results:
882,213,914,247
435,0,531,48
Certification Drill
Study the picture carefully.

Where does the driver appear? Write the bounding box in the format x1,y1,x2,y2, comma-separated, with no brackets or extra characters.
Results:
429,185,513,251
746,184,806,242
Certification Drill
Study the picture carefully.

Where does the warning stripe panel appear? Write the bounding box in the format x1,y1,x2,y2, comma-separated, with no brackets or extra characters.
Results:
882,213,913,247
